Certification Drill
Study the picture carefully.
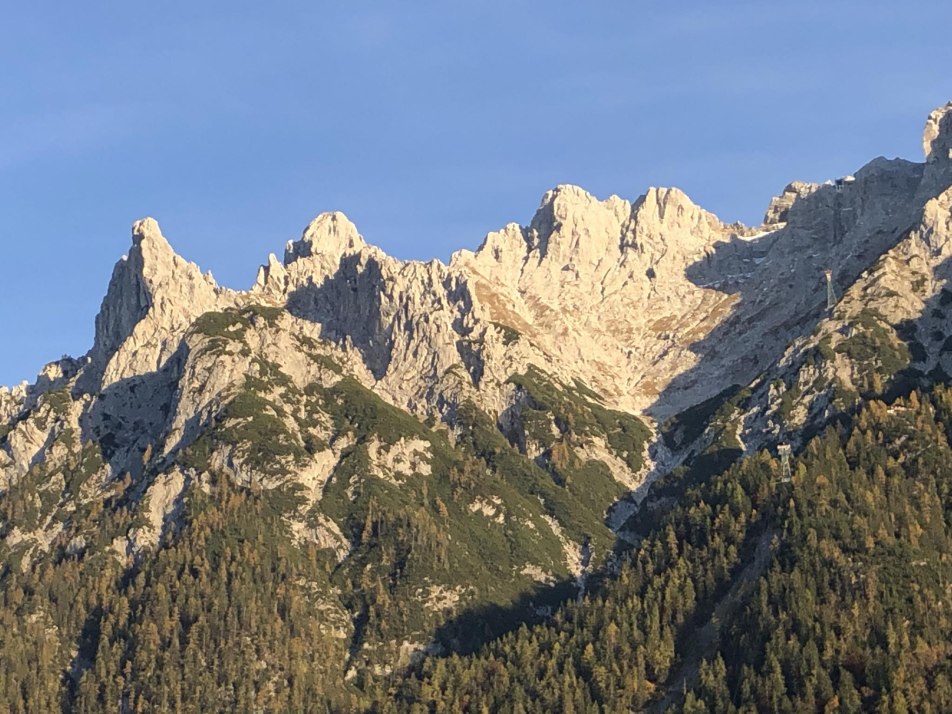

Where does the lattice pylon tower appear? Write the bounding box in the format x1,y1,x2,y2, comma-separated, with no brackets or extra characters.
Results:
825,269,836,311
778,443,793,483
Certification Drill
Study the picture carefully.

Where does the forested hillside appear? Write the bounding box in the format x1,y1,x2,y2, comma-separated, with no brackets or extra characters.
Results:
0,358,646,712
382,383,952,713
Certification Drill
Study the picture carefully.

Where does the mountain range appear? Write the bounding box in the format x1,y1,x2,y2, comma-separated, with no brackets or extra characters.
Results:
2,101,952,712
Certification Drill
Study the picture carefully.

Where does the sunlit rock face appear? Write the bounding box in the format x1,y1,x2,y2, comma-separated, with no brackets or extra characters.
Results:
89,217,237,390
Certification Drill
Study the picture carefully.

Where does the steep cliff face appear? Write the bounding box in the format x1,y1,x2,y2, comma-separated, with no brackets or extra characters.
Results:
4,100,952,537
721,180,952,456
243,149,931,429
1,101,952,701
629,106,952,515
230,148,932,432
89,217,237,389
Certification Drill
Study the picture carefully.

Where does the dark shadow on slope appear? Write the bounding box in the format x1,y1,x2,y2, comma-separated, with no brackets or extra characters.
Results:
429,579,579,657
286,254,394,380
63,603,103,705
621,170,928,525
640,240,952,521
649,263,952,710
645,160,927,424
78,343,187,487
633,243,952,538
398,472,781,697
786,253,952,448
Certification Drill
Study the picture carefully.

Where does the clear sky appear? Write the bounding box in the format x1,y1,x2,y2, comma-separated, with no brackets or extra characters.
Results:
1,2,950,386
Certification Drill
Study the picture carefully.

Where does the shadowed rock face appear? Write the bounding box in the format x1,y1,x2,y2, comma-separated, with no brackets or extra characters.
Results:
0,105,950,521
248,145,938,423
919,102,952,201
727,183,952,456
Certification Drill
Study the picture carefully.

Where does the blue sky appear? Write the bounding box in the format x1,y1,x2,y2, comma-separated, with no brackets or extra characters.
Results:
1,2,950,386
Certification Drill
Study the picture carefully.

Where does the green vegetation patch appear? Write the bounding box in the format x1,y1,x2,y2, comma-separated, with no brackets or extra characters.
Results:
317,377,430,445
386,383,952,714
42,388,73,415
189,305,287,353
190,309,249,339
490,321,521,346
662,385,742,451
217,391,308,475
834,308,911,383
508,365,651,473
453,399,615,556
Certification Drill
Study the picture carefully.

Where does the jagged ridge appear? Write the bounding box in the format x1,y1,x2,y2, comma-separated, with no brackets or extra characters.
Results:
1,100,951,710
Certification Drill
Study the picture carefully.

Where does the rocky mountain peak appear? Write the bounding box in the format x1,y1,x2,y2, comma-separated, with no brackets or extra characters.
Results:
923,101,952,163
918,101,952,201
131,216,169,248
524,184,630,264
284,211,367,265
633,186,696,220
763,182,817,226
88,218,233,389
8,100,952,712
628,186,724,249
534,183,626,220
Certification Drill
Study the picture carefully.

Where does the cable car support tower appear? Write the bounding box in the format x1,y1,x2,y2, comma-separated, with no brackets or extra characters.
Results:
825,269,837,312
824,176,853,314
777,443,793,484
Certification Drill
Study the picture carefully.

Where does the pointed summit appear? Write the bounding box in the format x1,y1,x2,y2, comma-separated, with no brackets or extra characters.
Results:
524,185,630,263
92,218,175,365
89,218,231,387
626,186,726,257
923,101,952,163
285,212,366,265
917,102,952,201
630,186,719,230
131,216,169,248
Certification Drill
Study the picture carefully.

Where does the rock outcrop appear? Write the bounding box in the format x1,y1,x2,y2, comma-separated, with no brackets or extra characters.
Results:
924,101,952,163
89,217,237,389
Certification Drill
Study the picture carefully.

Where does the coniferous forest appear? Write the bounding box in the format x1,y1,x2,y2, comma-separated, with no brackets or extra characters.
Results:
381,384,952,713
